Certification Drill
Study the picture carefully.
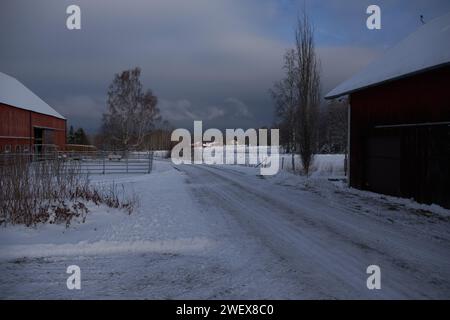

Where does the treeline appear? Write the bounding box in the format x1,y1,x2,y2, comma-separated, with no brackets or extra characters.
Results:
93,128,174,151
277,99,348,155
67,126,90,145
317,99,348,154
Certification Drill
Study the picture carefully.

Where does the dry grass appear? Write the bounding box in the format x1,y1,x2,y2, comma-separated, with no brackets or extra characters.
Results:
0,155,139,227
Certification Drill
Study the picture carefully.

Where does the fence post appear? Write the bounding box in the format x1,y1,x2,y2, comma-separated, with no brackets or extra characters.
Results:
148,151,153,174
126,155,129,173
102,152,105,174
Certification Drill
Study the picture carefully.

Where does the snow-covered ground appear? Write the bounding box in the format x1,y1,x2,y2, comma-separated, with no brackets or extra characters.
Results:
1,160,449,299
279,153,345,176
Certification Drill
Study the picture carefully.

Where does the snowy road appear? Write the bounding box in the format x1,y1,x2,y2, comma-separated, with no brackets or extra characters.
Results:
1,160,449,299
179,164,450,299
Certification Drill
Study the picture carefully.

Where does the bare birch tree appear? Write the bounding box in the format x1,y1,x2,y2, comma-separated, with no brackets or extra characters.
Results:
102,67,160,151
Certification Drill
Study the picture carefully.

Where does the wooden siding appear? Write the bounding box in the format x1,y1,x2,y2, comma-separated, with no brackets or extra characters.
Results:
0,103,66,151
349,65,450,208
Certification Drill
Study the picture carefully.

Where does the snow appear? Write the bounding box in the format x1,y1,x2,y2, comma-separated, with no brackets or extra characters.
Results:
0,72,65,119
133,150,170,158
326,11,450,99
279,153,345,176
0,239,211,261
1,159,450,299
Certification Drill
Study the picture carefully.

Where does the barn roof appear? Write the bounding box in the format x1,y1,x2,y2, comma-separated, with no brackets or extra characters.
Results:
326,11,450,99
0,72,65,119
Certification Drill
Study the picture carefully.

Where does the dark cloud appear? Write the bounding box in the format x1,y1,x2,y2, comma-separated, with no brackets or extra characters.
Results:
1,0,449,132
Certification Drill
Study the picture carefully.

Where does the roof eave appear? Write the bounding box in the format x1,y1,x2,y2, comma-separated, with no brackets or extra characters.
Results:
0,101,66,120
325,62,450,100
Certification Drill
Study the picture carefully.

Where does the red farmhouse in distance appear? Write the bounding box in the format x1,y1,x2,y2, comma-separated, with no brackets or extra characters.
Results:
0,72,66,153
326,12,450,209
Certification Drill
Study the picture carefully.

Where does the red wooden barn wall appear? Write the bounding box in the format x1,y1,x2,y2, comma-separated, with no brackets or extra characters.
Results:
349,65,450,207
0,103,66,152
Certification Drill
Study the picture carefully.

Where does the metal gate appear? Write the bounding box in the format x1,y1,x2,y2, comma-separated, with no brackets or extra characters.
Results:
0,151,154,174
65,151,154,174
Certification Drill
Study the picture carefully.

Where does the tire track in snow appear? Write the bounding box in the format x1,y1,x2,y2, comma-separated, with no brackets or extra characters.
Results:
180,164,450,299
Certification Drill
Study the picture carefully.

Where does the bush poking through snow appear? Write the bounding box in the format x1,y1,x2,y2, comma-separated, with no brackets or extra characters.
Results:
0,155,139,227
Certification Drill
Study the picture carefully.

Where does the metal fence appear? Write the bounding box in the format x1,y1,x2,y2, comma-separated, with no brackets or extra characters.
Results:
0,151,154,174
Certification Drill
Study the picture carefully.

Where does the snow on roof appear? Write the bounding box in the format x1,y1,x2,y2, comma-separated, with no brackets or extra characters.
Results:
0,72,65,119
326,12,450,99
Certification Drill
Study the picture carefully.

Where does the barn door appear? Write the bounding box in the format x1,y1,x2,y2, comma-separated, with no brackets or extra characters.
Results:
365,124,450,208
400,124,450,206
34,127,43,153
43,129,55,145
365,127,401,196
426,124,450,207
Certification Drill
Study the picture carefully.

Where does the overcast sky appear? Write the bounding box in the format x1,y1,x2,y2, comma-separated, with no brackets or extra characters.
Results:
1,0,449,132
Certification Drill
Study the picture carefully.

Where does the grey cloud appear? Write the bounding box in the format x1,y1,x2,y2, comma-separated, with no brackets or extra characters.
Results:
160,97,253,129
223,98,253,118
48,95,106,131
318,46,382,94
1,0,450,132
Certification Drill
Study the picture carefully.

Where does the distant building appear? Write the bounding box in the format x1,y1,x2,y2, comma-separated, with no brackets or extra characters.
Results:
326,12,450,208
0,72,66,153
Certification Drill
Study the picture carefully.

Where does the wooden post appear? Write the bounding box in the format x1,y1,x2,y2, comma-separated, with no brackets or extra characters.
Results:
148,151,152,173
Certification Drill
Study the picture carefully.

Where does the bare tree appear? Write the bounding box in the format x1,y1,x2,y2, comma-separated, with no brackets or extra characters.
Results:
271,49,298,172
143,120,174,151
102,67,160,150
272,11,320,175
327,98,348,175
327,99,348,152
294,12,321,175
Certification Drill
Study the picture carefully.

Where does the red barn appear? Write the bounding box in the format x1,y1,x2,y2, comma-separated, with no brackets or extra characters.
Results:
326,12,450,209
0,72,66,153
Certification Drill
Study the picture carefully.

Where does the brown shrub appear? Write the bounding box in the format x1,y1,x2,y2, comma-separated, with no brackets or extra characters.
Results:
0,155,139,227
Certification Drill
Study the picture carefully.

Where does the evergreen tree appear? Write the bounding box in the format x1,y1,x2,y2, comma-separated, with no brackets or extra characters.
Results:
68,125,75,144
74,128,90,145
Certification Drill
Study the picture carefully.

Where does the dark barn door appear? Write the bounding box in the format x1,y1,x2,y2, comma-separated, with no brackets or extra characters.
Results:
365,124,450,208
426,124,450,208
365,128,401,196
33,127,43,153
